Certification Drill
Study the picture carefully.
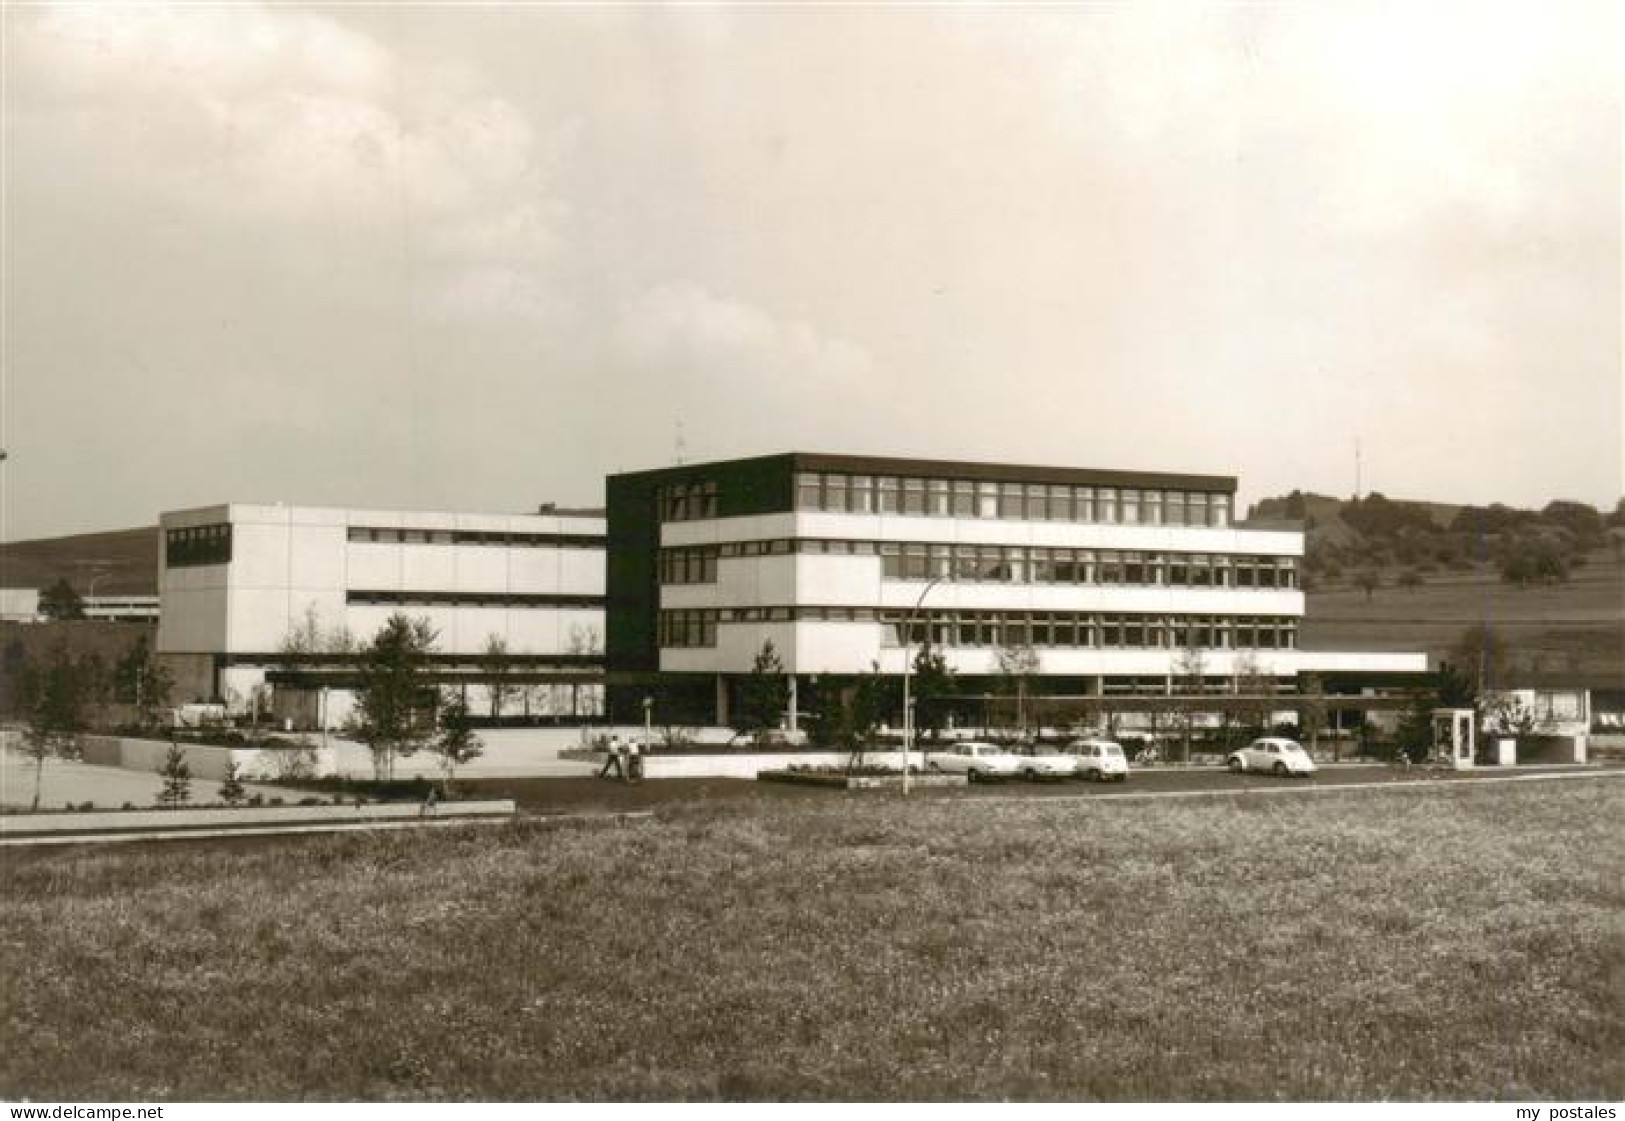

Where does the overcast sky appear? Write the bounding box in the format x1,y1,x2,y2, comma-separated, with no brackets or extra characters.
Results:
2,2,1619,539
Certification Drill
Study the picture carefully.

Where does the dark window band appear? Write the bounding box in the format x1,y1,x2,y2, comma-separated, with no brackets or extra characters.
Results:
658,607,1298,651
348,590,605,609
347,527,604,548
166,523,233,568
659,539,1298,589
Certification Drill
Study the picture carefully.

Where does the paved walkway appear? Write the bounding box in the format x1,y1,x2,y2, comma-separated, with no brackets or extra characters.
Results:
0,748,293,810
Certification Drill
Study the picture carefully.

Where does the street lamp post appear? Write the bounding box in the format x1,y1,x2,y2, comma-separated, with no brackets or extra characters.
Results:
642,695,653,751
900,576,944,797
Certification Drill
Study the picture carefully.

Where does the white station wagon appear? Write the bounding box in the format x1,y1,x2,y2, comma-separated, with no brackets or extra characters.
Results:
925,741,1023,781
1064,739,1129,782
1228,737,1318,777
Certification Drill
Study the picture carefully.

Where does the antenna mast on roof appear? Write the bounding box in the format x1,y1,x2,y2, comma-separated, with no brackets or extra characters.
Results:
674,418,687,466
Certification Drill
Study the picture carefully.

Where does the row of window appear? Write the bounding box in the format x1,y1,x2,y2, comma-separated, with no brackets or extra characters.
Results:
657,481,720,523
347,527,604,548
166,524,233,568
347,590,606,609
795,473,1233,527
658,539,1297,589
658,607,1298,651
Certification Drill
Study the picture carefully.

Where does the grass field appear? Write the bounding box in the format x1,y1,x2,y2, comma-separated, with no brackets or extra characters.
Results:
2,779,1621,1101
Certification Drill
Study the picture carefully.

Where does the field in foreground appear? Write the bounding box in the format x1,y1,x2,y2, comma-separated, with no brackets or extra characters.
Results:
2,780,1621,1101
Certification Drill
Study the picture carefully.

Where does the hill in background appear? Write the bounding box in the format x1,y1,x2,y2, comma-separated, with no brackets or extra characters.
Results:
1249,491,1625,686
0,526,159,595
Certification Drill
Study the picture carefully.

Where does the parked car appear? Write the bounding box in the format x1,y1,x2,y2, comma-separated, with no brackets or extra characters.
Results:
1228,737,1318,776
1010,744,1079,781
925,741,1023,781
1064,739,1129,781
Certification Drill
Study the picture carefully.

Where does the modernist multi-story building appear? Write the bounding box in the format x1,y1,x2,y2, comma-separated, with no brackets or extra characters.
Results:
606,452,1426,726
157,502,606,725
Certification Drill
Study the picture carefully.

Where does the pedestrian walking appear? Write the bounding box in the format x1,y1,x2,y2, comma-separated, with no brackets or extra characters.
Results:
628,739,643,783
598,736,624,780
421,786,439,817
618,739,632,784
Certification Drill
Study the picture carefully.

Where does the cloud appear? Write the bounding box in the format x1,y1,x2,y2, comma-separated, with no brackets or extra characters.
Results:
616,282,875,391
10,3,568,316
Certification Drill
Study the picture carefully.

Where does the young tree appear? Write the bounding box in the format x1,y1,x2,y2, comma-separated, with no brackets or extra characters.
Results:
479,634,521,719
350,613,440,780
910,643,955,745
1170,640,1207,763
1450,623,1509,702
219,760,247,806
156,741,192,808
1299,672,1329,758
1231,652,1278,740
39,577,85,621
735,640,788,743
1394,691,1434,763
18,646,91,810
811,665,884,771
115,633,173,727
994,640,1041,739
566,624,603,717
430,691,484,794
279,604,326,658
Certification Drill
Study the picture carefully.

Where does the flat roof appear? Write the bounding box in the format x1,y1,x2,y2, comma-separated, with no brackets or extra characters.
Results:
610,451,1237,493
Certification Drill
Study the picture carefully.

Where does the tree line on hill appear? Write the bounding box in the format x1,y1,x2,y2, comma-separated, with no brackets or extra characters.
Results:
1250,491,1624,594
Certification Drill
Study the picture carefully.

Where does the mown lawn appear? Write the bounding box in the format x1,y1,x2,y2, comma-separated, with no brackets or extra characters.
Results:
2,780,1621,1101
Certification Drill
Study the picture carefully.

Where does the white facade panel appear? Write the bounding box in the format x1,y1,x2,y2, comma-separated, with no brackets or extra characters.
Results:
451,547,510,593
225,588,298,652
160,502,606,661
287,524,347,591
345,544,402,590
794,622,883,674
508,549,565,593
400,545,457,592
660,514,799,548
229,522,294,589
796,554,884,605
558,549,605,595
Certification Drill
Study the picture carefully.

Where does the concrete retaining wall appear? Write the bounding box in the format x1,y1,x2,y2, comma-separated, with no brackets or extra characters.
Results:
1,799,516,836
80,735,338,783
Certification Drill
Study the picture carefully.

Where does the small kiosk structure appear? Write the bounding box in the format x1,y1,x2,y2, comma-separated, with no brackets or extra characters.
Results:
1432,708,1476,770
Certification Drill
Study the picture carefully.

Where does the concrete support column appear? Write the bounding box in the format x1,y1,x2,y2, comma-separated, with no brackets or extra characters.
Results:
787,676,799,736
715,674,730,727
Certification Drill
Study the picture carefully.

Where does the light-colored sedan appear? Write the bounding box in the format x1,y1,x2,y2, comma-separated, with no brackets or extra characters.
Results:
1065,739,1129,782
925,741,1024,782
1010,744,1079,781
1228,737,1317,776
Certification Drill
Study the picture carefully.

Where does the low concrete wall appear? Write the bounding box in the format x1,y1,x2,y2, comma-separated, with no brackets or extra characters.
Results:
331,727,601,779
635,750,925,780
1,799,516,836
81,735,338,782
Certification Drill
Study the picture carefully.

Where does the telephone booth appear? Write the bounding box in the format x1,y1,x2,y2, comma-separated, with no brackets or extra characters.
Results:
1431,708,1476,770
